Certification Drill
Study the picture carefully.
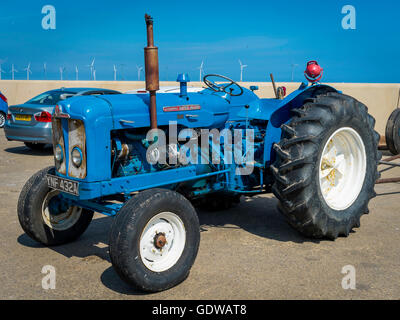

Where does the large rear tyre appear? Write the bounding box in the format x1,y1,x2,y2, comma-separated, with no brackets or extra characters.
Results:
18,166,94,246
109,188,200,292
271,92,380,239
385,109,400,155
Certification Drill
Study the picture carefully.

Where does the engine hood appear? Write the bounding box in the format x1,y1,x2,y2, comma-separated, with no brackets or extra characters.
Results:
58,87,262,130
97,91,232,129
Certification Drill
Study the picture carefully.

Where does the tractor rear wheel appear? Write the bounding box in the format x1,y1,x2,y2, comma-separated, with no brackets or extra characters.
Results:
109,188,200,292
271,92,380,239
385,108,400,155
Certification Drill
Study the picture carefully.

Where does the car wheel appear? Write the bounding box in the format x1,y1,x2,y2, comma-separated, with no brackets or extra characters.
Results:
0,112,5,128
24,142,47,151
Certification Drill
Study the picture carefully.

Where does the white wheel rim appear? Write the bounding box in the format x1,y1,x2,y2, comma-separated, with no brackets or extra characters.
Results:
0,113,5,127
140,212,186,272
42,190,82,231
319,127,366,210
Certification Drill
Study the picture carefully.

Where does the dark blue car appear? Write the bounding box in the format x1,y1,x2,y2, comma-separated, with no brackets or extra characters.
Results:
0,91,8,128
4,87,120,150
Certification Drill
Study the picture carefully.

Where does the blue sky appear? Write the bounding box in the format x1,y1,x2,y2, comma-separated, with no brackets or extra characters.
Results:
0,0,399,82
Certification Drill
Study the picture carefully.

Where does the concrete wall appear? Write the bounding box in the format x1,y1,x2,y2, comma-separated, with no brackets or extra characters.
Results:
1,80,399,136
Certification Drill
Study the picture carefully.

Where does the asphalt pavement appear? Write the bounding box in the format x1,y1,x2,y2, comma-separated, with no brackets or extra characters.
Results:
0,133,399,299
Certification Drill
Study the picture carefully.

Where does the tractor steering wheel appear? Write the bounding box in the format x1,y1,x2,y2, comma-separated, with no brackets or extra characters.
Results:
203,74,244,97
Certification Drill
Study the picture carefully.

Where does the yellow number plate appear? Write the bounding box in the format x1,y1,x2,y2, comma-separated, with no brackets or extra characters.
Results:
15,114,31,121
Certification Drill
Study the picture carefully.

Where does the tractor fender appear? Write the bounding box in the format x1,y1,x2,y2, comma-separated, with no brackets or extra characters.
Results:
270,84,337,128
263,84,337,165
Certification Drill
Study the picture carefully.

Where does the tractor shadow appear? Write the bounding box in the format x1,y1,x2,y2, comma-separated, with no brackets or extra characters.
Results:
17,214,113,263
4,145,53,156
17,195,321,296
197,195,322,244
17,215,151,296
99,266,159,296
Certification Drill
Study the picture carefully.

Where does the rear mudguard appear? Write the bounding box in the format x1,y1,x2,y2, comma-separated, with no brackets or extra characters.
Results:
263,83,337,165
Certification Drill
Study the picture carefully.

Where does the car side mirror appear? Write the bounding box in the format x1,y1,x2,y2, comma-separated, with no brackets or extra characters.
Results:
250,86,259,92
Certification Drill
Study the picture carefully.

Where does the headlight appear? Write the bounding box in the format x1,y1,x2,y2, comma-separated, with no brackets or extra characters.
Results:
71,147,83,168
54,144,63,162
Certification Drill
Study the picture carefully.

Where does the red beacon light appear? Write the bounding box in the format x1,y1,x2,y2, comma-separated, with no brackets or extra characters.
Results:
305,61,323,83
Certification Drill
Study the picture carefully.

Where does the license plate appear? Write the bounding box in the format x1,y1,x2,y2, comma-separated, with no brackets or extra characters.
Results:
15,114,31,121
46,174,79,196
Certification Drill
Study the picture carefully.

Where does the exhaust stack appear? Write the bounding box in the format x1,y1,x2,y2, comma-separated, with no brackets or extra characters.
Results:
144,14,159,129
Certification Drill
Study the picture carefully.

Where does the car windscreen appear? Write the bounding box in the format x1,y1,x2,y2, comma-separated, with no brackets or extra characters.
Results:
25,91,75,105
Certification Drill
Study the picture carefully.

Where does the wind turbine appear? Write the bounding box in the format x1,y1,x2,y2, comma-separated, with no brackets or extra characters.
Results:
59,66,66,80
197,61,204,82
11,64,18,80
43,62,47,80
291,63,299,82
93,66,96,81
75,66,79,81
136,65,143,81
87,58,95,80
239,59,247,82
0,58,7,80
113,65,117,81
24,62,32,80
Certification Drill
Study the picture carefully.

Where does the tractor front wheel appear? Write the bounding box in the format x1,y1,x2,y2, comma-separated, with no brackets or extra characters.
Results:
109,188,200,292
18,166,94,246
271,92,380,239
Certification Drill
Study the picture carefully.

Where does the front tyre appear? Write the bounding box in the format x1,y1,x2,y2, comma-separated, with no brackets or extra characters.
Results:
109,188,200,292
271,92,380,239
18,167,94,246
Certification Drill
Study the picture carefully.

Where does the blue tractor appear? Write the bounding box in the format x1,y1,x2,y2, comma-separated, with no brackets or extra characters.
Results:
18,15,380,292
